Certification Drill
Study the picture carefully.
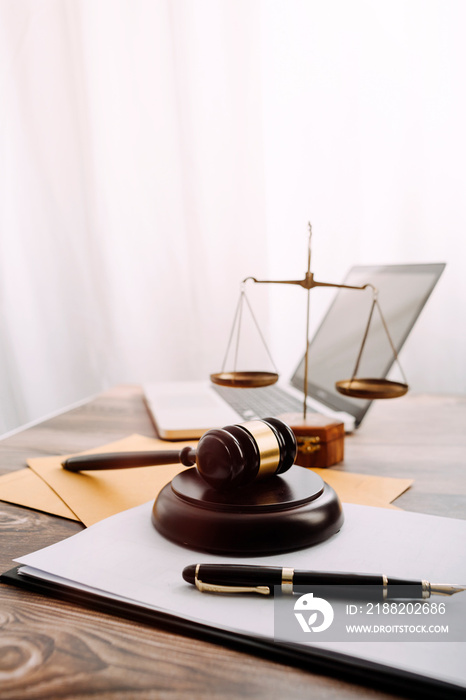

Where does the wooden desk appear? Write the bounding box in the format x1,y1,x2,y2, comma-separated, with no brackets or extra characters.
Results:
1,386,465,699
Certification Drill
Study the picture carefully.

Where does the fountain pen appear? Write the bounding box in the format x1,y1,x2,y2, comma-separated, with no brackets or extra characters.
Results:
182,564,466,599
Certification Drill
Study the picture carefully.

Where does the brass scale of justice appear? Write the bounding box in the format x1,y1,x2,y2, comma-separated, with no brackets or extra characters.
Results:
65,225,408,555
211,223,408,404
152,225,409,555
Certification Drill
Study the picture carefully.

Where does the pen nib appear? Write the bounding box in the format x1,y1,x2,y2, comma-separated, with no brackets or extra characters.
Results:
430,584,466,596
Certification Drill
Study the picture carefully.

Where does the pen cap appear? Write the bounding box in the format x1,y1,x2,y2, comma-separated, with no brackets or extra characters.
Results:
195,417,296,491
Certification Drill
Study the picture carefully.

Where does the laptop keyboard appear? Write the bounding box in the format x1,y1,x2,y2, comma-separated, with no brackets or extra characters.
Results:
211,384,315,421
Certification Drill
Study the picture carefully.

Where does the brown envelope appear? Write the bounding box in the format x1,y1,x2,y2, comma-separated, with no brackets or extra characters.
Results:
0,468,78,520
312,468,412,510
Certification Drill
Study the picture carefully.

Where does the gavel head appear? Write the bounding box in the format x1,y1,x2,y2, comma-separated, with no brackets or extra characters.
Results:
193,417,297,491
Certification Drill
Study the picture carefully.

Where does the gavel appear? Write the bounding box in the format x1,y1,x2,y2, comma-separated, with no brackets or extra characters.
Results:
61,417,297,491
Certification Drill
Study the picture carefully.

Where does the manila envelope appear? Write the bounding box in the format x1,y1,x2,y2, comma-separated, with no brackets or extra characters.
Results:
0,468,78,520
312,468,412,510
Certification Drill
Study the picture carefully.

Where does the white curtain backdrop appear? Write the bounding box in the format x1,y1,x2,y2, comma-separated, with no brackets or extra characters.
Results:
0,0,269,433
261,0,466,393
1,0,465,434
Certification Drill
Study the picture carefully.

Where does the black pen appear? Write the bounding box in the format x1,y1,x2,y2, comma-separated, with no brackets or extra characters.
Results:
182,564,465,599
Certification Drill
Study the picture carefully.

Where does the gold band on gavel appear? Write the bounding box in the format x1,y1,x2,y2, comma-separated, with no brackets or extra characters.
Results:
242,421,280,478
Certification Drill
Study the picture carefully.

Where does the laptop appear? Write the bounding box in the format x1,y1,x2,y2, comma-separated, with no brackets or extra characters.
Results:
143,263,445,439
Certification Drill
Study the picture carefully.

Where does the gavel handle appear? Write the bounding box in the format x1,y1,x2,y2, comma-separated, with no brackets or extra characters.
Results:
61,447,197,472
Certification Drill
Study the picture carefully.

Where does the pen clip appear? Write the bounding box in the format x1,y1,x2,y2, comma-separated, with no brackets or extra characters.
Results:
194,573,270,596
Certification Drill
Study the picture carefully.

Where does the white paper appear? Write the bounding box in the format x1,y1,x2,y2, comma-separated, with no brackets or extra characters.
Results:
16,502,466,690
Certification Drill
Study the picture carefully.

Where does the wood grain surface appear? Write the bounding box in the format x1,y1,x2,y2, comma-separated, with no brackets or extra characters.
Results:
1,385,465,699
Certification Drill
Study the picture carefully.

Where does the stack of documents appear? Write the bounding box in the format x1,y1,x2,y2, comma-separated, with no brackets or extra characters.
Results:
4,501,466,697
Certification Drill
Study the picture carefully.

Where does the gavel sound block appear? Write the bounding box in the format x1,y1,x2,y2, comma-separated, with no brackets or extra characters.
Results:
152,465,343,555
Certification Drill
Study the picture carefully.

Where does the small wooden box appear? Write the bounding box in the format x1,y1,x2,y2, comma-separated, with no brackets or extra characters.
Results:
278,413,345,468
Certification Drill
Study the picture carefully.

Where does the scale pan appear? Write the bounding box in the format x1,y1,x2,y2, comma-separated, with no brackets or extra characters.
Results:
335,378,408,400
210,371,279,388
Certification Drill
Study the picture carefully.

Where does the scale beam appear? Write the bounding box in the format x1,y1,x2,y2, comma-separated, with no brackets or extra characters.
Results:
243,273,372,294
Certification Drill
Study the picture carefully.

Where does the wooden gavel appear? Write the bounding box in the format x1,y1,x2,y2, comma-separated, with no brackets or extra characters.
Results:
62,417,297,491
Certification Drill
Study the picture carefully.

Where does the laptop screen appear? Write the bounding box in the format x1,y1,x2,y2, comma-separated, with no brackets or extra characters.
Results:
290,263,445,426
